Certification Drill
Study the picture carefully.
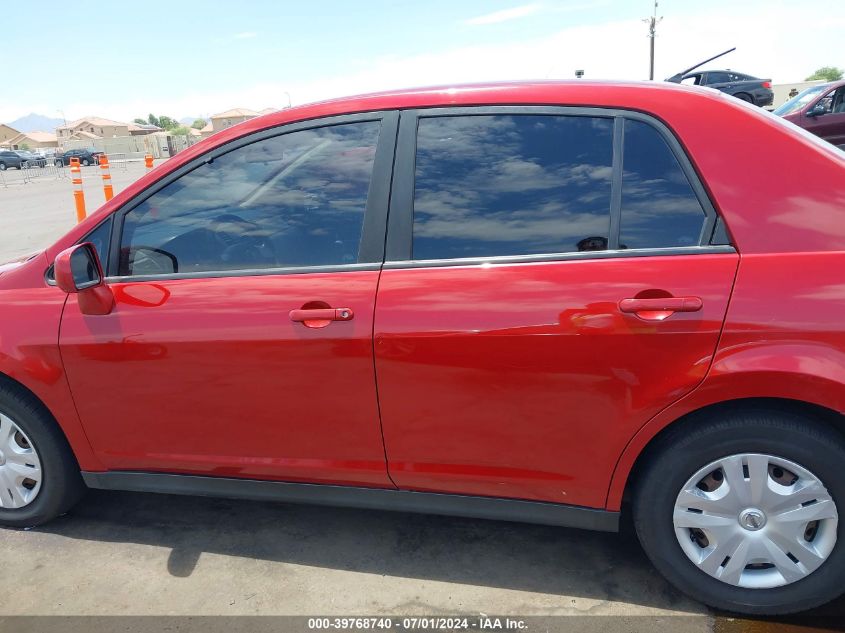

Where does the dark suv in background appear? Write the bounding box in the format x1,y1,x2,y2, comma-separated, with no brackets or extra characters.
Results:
0,149,26,170
54,148,104,167
15,150,47,168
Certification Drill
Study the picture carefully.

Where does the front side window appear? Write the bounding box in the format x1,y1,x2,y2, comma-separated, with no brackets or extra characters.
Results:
619,120,706,249
829,87,845,114
118,121,380,276
412,115,614,260
84,217,113,268
773,85,828,116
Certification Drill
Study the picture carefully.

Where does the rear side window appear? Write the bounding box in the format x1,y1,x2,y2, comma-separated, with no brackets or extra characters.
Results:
412,115,614,260
619,120,706,249
706,72,731,83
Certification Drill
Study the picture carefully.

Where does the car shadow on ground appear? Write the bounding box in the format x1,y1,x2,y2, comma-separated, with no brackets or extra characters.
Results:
30,489,845,624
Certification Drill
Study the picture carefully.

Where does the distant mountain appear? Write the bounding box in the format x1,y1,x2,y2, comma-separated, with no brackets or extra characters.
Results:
7,113,64,132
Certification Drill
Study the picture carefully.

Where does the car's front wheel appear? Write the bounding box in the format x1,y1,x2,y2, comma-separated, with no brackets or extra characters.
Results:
0,162,6,171
0,383,84,527
633,408,844,615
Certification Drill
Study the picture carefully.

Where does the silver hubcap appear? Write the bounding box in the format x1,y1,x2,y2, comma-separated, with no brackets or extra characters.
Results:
0,413,42,509
673,453,838,589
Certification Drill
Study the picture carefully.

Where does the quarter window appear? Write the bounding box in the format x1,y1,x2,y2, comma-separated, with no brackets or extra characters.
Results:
118,121,380,276
619,120,706,249
412,115,614,260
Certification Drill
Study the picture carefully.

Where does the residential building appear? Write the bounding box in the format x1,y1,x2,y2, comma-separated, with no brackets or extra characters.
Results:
210,108,260,133
199,122,214,139
128,123,163,136
0,124,20,148
7,131,58,150
56,116,130,141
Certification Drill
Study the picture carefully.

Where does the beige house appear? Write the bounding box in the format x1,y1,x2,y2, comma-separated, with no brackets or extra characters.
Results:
199,122,214,139
210,108,259,133
128,123,163,136
0,124,20,148
56,116,130,141
7,130,58,150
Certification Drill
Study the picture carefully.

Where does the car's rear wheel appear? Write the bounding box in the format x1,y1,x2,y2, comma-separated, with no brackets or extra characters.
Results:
81,158,90,166
0,162,6,171
0,384,84,528
633,408,845,615
735,93,754,103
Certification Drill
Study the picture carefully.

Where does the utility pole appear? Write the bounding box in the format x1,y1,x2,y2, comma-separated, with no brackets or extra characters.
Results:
643,1,663,80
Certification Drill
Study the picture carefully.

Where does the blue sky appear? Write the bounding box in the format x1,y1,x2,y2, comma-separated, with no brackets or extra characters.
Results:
2,0,842,123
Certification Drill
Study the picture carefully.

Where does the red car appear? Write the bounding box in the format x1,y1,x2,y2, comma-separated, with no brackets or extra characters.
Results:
1,81,843,615
775,79,845,149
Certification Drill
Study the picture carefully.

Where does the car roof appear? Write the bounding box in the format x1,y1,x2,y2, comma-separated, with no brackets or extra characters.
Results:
251,79,719,128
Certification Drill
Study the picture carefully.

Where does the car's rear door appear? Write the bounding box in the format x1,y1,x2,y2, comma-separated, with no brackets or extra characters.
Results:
59,112,398,487
374,107,739,508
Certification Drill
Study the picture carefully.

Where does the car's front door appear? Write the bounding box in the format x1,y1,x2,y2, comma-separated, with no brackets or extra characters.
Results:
374,108,739,508
59,113,398,487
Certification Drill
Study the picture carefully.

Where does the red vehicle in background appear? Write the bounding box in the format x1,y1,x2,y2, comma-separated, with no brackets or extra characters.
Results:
0,81,844,615
775,79,845,149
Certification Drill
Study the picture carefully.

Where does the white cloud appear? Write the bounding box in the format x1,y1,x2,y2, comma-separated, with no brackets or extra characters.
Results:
233,31,257,39
465,4,541,26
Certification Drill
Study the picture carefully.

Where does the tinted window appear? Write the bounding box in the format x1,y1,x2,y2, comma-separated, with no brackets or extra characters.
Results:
118,121,380,276
707,72,731,84
619,120,706,249
412,115,614,260
83,217,113,270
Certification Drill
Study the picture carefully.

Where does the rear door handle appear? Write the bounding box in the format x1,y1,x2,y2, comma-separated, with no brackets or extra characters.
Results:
289,307,354,328
619,296,703,317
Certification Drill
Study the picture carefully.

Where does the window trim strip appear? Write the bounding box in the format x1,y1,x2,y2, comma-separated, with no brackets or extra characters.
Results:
381,245,737,270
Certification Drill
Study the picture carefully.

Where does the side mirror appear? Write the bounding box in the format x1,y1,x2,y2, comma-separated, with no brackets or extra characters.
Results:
807,105,827,118
54,243,114,315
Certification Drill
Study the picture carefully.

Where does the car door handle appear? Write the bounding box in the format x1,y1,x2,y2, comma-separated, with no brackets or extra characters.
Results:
619,296,703,316
289,307,354,325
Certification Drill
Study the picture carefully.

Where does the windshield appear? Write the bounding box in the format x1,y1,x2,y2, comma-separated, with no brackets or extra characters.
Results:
774,85,829,116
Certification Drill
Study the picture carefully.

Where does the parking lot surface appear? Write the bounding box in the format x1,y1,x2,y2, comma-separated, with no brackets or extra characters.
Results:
0,489,708,620
0,160,164,261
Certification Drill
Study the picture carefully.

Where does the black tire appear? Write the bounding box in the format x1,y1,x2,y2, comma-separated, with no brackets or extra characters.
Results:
0,383,85,528
81,159,90,166
633,408,845,615
735,93,754,104
0,162,6,171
